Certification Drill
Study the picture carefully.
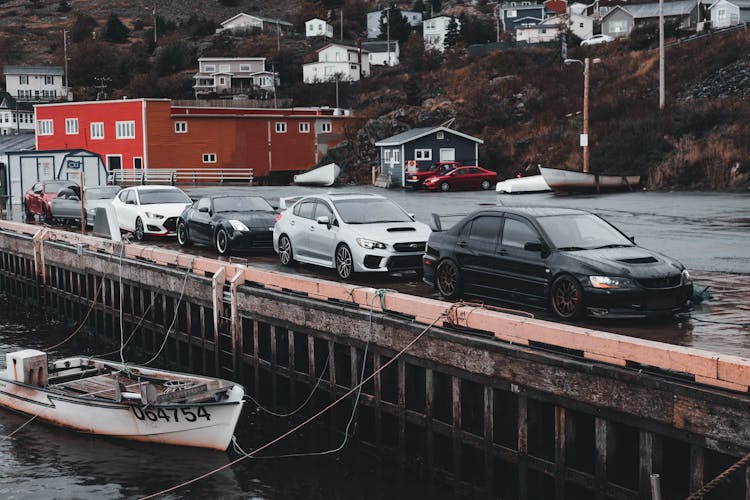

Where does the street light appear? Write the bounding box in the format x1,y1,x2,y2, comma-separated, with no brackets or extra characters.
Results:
564,57,600,173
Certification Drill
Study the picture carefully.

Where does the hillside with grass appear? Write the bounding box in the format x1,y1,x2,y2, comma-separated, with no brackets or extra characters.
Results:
1,0,748,189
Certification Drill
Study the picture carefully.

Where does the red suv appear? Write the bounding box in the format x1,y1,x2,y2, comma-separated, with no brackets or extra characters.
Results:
404,161,461,190
24,180,79,222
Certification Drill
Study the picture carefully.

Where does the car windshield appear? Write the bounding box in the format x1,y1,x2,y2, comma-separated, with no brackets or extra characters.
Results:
536,213,634,250
138,189,192,205
45,181,75,193
213,196,273,212
86,187,121,200
332,198,413,224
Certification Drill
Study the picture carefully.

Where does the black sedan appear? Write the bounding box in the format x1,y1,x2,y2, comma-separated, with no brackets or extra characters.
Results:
423,207,693,320
177,195,277,255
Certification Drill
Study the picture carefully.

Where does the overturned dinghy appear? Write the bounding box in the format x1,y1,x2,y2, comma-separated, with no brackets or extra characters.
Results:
0,350,245,450
496,175,551,194
293,163,341,186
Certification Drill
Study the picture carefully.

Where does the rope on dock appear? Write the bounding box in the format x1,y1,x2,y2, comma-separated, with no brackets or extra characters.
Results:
139,293,455,500
686,449,750,499
1,414,38,440
45,280,104,352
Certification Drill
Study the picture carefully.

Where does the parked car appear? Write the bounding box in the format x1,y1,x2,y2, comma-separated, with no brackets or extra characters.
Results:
422,166,498,192
110,185,192,240
423,207,693,320
177,195,277,255
49,185,122,226
273,193,431,279
24,180,79,222
580,34,613,46
404,161,461,190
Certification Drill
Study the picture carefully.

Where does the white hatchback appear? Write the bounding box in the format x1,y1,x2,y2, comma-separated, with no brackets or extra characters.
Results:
273,193,431,279
110,185,192,240
580,34,614,46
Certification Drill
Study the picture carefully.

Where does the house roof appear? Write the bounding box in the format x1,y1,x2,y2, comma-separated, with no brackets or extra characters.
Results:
375,126,484,146
361,41,399,53
0,135,36,155
221,13,292,27
305,18,328,24
709,0,750,8
606,0,697,19
0,92,34,112
198,57,266,62
3,65,64,76
317,43,370,53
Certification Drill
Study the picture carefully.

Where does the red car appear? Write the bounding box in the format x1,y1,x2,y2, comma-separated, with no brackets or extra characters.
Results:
24,179,79,222
404,161,461,190
422,166,497,192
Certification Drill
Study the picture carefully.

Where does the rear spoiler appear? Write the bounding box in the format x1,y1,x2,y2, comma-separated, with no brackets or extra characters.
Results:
278,196,303,210
430,213,468,232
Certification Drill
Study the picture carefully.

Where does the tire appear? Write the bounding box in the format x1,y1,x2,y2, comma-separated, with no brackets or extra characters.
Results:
41,205,49,224
23,202,33,221
435,260,463,299
550,274,585,320
335,244,354,280
215,228,230,255
440,182,451,192
177,221,192,247
480,180,492,190
278,234,294,266
134,217,145,241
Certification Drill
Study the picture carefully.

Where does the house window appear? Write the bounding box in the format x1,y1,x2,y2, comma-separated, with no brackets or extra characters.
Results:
436,132,444,140
116,121,136,139
219,64,230,72
204,64,216,72
38,119,53,135
320,122,332,133
175,121,188,133
717,8,726,19
202,153,217,163
299,122,310,133
44,75,54,84
239,64,251,72
275,122,287,133
507,10,518,18
91,122,104,139
393,150,400,162
20,75,28,84
383,150,392,161
579,22,584,28
415,149,432,160
219,77,225,85
610,20,627,33
65,118,79,134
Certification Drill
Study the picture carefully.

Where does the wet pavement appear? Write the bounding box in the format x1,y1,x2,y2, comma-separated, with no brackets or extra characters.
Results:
3,186,749,357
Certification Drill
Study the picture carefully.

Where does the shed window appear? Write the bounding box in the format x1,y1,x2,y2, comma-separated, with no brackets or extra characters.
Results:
415,149,432,160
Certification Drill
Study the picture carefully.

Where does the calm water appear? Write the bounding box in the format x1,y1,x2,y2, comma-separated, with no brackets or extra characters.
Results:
0,294,447,500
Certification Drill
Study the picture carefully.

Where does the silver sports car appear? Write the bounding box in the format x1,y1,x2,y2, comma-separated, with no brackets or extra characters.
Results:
49,185,122,226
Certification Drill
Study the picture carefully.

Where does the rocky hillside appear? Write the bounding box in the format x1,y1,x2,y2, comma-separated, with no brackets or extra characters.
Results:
1,0,748,189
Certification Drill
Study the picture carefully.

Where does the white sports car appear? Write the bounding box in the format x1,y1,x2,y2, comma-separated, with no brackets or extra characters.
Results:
110,185,192,240
273,193,431,279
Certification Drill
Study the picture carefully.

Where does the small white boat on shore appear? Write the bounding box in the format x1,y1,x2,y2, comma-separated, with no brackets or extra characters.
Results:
293,163,341,186
495,175,551,194
0,349,245,450
539,166,641,194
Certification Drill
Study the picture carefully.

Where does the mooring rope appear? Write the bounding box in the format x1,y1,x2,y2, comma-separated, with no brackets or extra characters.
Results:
138,299,454,500
44,279,104,351
686,449,750,499
1,414,38,440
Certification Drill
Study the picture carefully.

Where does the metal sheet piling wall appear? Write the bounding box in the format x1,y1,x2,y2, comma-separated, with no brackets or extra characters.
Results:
2,222,750,499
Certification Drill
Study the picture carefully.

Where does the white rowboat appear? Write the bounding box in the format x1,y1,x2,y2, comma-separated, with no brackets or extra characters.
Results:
539,167,641,194
293,163,341,186
0,349,245,450
495,175,551,194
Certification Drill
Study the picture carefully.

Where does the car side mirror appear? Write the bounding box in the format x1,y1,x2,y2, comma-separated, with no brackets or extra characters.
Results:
524,241,548,253
316,215,330,227
198,206,209,213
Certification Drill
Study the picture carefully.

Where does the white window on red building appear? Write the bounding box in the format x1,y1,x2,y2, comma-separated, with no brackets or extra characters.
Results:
38,119,54,135
175,122,188,133
299,122,310,133
275,122,287,133
202,153,217,163
320,121,332,133
65,118,79,135
91,122,104,139
116,121,136,139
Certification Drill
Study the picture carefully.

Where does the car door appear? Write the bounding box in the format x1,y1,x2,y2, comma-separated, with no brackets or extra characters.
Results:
118,189,138,230
306,201,338,263
453,215,503,296
495,215,549,307
28,182,43,213
188,198,212,243
289,200,317,259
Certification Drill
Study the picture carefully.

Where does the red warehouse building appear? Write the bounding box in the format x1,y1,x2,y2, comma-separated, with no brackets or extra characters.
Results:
34,99,353,180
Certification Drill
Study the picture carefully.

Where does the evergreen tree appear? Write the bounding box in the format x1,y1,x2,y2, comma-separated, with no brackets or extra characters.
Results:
70,14,98,42
103,14,130,43
412,0,425,13
377,6,412,44
430,0,441,14
444,17,460,48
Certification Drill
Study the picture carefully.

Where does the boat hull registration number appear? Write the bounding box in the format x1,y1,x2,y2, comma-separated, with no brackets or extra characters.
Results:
132,406,211,422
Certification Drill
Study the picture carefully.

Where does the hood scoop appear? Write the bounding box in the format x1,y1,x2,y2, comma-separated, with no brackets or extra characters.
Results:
387,227,416,232
618,256,658,264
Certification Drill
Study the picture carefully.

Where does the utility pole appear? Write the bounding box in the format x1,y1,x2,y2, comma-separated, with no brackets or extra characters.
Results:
496,4,500,43
277,20,281,51
153,4,157,45
63,29,69,100
386,8,390,66
340,8,343,41
272,63,277,108
658,0,665,110
94,76,111,100
582,57,590,173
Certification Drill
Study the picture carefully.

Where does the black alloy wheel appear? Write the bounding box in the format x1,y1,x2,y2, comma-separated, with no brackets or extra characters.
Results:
134,217,145,241
215,228,230,255
335,244,354,280
436,260,463,299
278,234,294,266
550,274,585,320
177,221,192,247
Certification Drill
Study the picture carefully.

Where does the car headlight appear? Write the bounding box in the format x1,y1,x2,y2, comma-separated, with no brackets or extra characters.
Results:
681,269,691,285
229,220,249,231
144,211,164,219
589,276,635,289
356,238,386,250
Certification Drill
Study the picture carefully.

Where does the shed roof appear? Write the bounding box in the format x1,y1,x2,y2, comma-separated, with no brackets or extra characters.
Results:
375,126,483,146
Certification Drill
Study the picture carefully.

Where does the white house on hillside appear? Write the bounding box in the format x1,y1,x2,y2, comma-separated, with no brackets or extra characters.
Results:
0,92,35,135
305,18,333,38
3,66,67,101
366,9,423,38
709,0,750,28
361,41,400,66
303,44,370,83
193,57,278,98
217,13,293,34
517,12,594,42
423,16,461,52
